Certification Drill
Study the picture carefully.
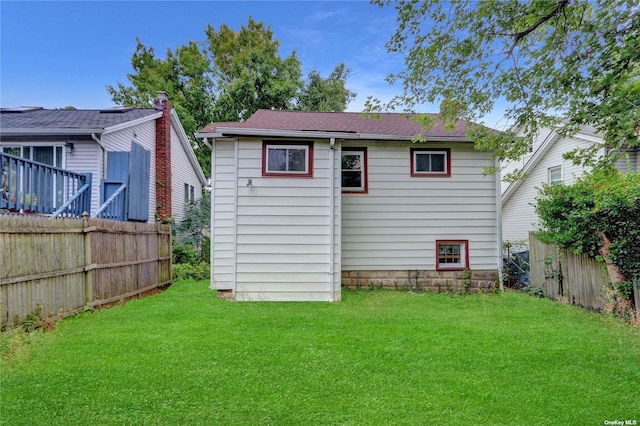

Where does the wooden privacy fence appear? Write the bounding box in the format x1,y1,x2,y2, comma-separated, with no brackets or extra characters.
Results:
0,213,171,327
529,232,613,310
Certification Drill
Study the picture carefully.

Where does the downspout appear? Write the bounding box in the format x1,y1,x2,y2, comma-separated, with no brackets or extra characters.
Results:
329,137,336,302
91,133,106,214
495,158,504,292
91,132,107,151
91,132,107,171
208,137,216,290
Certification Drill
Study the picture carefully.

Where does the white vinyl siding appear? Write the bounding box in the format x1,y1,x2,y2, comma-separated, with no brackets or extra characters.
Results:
65,141,102,215
101,121,157,222
501,134,601,243
211,138,341,301
170,125,202,224
210,140,237,290
500,127,555,194
341,141,498,271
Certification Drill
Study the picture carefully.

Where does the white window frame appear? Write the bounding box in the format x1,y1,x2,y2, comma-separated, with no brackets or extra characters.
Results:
341,148,367,193
436,240,469,270
548,165,563,184
184,183,195,204
263,142,312,177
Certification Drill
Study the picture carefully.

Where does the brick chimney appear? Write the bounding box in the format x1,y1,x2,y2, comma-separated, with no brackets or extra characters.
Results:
154,91,172,221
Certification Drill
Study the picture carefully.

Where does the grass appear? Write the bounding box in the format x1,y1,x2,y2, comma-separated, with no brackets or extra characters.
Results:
1,280,639,425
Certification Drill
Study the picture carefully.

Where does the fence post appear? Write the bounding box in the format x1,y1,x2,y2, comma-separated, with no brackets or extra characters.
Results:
83,173,92,216
83,212,94,305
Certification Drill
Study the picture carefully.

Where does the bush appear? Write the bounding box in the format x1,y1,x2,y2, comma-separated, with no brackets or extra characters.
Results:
173,242,198,265
536,168,640,287
173,262,210,281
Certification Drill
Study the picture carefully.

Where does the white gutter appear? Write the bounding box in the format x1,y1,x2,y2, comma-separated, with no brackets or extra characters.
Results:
1,128,105,136
91,132,107,152
232,138,239,296
329,137,336,302
208,137,216,291
102,112,163,134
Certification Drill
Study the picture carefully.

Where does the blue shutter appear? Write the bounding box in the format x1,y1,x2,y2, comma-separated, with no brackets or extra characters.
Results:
102,151,130,221
106,151,130,183
127,142,151,221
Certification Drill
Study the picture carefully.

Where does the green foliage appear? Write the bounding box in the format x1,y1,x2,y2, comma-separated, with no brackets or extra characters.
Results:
536,169,640,285
523,286,544,298
206,17,303,122
172,242,198,265
108,17,356,175
370,0,640,170
172,263,210,281
108,39,214,173
174,194,210,264
295,63,356,112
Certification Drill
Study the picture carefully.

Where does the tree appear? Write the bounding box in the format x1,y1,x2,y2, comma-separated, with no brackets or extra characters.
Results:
369,0,640,172
107,39,215,172
535,168,640,296
295,63,356,112
205,17,302,122
108,17,355,176
174,194,211,263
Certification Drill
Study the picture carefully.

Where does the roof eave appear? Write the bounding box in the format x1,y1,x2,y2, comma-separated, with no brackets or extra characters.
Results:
501,130,561,204
0,128,105,136
102,111,163,134
170,110,207,185
196,127,473,142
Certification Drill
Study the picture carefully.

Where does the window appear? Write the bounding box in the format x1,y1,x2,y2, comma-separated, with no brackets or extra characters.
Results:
184,183,195,203
1,145,63,168
411,148,451,177
262,141,313,177
548,165,562,184
341,148,367,193
436,240,469,270
1,145,65,206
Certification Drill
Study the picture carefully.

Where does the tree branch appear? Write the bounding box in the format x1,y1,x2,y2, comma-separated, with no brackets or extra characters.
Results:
507,0,570,55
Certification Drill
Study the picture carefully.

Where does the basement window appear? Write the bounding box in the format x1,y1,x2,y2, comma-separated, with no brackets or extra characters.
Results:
436,240,469,270
262,141,313,177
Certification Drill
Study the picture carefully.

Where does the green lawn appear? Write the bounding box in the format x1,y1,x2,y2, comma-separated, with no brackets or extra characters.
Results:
1,280,639,425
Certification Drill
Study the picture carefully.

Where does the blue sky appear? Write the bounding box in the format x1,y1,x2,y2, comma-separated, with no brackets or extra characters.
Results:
1,0,507,127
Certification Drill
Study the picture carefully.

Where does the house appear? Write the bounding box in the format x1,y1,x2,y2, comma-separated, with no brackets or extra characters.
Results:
197,110,502,302
501,125,639,247
0,92,206,223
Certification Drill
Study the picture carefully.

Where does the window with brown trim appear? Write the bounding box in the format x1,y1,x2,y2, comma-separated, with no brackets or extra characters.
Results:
262,141,313,177
411,148,451,177
436,240,469,270
341,148,367,193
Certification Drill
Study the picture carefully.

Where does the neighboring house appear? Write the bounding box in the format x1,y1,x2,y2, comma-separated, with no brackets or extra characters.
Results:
501,125,639,246
0,92,206,223
197,110,501,302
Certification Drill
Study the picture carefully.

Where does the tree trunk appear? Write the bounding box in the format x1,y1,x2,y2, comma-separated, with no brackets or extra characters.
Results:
596,231,628,284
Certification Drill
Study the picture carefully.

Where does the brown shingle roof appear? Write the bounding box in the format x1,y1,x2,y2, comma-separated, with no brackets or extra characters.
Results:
199,109,475,138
